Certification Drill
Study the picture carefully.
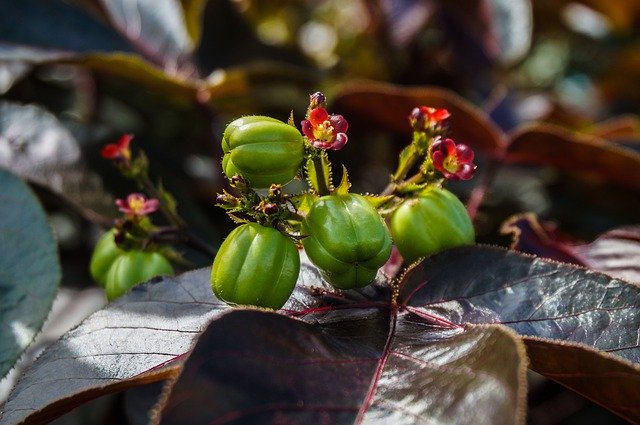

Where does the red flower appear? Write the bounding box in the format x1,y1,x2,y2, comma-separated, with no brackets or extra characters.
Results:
101,134,133,161
430,138,476,180
301,107,348,150
115,193,160,217
409,107,450,131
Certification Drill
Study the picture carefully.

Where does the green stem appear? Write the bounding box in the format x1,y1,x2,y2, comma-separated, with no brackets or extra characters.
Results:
139,174,186,228
391,149,421,183
312,155,330,196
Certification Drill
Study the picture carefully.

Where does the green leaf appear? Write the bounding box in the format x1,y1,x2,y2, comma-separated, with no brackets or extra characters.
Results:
333,165,350,195
0,169,60,379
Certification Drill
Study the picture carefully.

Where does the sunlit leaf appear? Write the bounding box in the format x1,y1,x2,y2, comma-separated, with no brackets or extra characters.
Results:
0,169,60,379
155,310,527,425
0,268,223,425
96,0,197,73
0,101,115,221
400,245,640,421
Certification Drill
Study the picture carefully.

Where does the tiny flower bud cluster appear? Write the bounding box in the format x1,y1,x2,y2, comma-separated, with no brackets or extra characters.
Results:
409,107,450,132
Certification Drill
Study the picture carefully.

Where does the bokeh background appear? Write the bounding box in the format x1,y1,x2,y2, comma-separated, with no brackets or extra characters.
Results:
1,0,639,423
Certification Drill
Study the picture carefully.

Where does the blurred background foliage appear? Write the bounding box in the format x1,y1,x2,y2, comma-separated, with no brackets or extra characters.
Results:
1,0,639,423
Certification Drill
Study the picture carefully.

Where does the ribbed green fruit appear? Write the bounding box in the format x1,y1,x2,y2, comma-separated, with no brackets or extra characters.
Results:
390,188,475,264
222,116,304,188
105,251,174,301
301,193,392,289
211,223,300,309
89,229,123,287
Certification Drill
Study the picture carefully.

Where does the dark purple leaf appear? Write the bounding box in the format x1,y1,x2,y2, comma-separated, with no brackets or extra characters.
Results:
571,226,640,286
500,213,586,266
155,309,527,425
0,268,224,425
399,245,640,421
332,82,507,156
0,257,378,425
502,214,640,285
505,123,640,192
523,337,640,424
400,245,640,362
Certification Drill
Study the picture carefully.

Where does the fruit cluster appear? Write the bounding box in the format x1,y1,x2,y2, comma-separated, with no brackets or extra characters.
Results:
209,94,476,310
90,93,476,307
90,229,174,300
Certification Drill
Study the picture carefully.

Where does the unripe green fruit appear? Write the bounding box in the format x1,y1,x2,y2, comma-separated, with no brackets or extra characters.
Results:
301,193,392,289
90,229,123,287
105,251,174,301
390,188,475,264
222,116,304,188
211,223,300,309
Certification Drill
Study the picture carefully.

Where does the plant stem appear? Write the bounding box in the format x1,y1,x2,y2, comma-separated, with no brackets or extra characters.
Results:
312,155,330,196
139,174,186,228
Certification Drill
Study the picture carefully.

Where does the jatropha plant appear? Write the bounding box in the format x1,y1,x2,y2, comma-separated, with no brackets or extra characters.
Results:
93,92,477,308
4,91,640,425
212,93,476,309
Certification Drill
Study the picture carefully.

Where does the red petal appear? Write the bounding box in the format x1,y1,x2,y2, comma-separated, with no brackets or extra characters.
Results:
309,108,329,126
442,138,457,155
117,134,133,149
301,120,314,139
431,108,451,121
457,163,476,180
456,144,474,163
100,144,118,158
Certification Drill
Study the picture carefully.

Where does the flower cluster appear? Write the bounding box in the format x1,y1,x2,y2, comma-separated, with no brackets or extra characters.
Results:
115,193,159,218
101,134,133,162
301,92,348,151
430,138,476,181
409,107,450,132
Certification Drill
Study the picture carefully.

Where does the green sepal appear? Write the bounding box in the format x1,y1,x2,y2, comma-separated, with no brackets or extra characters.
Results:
362,194,395,209
289,192,317,215
287,110,295,127
392,144,418,182
333,166,350,195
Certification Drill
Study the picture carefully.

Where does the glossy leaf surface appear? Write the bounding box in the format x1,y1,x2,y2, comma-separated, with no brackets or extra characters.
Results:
156,310,527,425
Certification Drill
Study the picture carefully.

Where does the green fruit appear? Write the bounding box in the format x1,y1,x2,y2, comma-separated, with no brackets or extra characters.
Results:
105,251,174,301
390,187,475,264
222,116,304,188
301,193,392,289
90,229,123,287
211,223,300,309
